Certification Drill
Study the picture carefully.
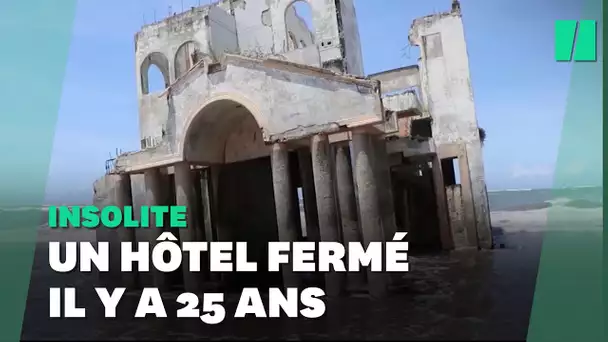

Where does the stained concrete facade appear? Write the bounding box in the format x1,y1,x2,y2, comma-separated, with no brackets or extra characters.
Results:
94,0,492,296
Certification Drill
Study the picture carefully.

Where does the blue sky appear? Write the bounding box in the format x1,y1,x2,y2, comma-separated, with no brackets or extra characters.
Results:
45,0,585,204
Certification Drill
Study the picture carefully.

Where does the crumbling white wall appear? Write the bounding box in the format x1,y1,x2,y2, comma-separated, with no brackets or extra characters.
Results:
446,185,467,248
135,6,222,148
337,0,364,75
409,8,492,248
135,0,364,154
285,3,315,51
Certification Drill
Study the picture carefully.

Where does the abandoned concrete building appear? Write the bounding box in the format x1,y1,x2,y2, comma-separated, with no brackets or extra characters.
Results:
94,0,492,297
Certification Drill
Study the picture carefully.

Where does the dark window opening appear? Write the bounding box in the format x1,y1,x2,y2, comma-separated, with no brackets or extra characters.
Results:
411,118,433,138
441,157,461,186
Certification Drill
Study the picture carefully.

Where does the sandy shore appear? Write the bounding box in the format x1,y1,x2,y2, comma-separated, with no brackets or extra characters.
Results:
491,205,602,233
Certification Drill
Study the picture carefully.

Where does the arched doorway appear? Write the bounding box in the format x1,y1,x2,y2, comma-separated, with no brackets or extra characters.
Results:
284,0,315,51
140,52,170,94
183,99,303,292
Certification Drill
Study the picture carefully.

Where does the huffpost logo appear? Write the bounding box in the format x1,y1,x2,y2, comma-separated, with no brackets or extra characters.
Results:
555,20,597,62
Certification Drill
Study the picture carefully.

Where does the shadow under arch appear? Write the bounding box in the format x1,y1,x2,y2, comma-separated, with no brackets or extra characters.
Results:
180,94,269,164
180,96,293,292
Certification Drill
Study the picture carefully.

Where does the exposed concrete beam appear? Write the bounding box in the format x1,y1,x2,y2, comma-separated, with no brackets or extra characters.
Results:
368,65,420,95
386,137,435,157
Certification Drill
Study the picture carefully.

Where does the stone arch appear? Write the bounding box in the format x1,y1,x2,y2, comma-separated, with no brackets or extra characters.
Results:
174,40,203,79
284,0,315,51
179,94,268,164
182,98,282,292
140,52,170,95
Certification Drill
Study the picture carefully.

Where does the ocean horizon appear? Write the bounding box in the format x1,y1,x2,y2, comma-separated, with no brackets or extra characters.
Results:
0,184,603,212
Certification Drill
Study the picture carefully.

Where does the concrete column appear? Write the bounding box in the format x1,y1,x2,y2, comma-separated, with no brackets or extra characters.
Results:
334,144,365,292
209,165,223,241
191,170,205,242
371,137,398,242
199,168,219,283
311,134,345,296
144,168,170,290
401,188,412,234
200,169,214,243
431,156,454,250
297,149,320,242
351,131,388,298
452,149,477,248
115,174,138,289
208,165,227,285
271,143,300,288
94,175,126,287
460,143,492,249
174,162,203,293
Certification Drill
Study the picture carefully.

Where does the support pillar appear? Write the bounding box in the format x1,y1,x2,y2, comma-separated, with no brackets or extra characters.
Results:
351,131,388,298
115,174,138,289
334,144,366,292
174,162,203,293
144,168,170,290
401,187,412,235
200,169,215,243
209,165,223,241
463,143,493,249
271,143,300,288
297,149,320,242
371,137,398,242
200,168,220,283
431,155,454,250
457,146,488,248
209,165,226,285
191,170,205,242
311,134,345,296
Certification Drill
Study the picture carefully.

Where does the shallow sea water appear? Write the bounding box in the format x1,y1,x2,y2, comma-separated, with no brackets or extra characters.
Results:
20,228,543,340
17,187,603,340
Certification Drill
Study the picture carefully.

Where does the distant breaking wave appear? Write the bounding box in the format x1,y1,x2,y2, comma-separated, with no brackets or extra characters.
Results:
488,186,602,212
490,186,603,233
0,187,602,214
0,206,51,212
496,198,603,212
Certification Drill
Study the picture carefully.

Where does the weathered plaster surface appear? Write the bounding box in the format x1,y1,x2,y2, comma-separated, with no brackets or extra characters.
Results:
408,7,492,248
285,4,315,51
121,54,386,170
99,0,492,253
387,138,435,158
381,90,422,117
368,66,420,95
446,185,467,248
131,0,375,159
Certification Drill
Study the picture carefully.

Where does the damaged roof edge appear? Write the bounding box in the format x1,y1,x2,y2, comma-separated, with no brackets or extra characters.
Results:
258,56,375,88
367,65,419,79
408,0,461,43
161,52,382,98
136,0,232,34
225,53,379,89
